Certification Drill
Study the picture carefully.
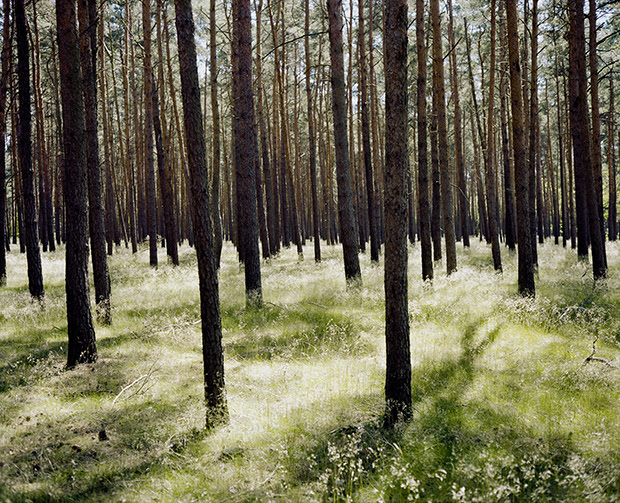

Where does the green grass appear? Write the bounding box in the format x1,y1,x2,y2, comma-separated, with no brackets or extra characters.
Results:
0,239,619,502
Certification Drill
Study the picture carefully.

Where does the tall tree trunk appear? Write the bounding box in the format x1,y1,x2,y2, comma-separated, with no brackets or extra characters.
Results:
78,0,112,324
609,73,617,241
359,0,379,262
327,0,361,285
0,0,11,285
417,0,432,280
431,0,457,274
447,0,469,248
568,0,607,280
486,0,502,271
506,0,535,295
143,0,158,267
384,0,411,428
174,0,228,427
589,0,604,238
210,0,223,267
16,0,44,300
305,0,321,262
528,0,539,264
57,0,97,366
233,0,262,305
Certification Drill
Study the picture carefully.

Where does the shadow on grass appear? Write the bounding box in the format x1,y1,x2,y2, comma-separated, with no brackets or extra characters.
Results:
224,305,370,360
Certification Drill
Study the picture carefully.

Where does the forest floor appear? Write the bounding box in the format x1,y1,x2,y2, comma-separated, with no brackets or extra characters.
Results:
0,239,619,502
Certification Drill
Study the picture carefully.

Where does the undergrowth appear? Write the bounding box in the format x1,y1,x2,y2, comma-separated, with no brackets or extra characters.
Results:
0,240,618,502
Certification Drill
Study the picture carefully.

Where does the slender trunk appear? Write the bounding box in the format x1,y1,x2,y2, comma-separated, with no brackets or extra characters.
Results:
327,0,361,285
0,0,11,285
609,73,617,240
16,0,44,300
210,0,223,267
506,0,535,295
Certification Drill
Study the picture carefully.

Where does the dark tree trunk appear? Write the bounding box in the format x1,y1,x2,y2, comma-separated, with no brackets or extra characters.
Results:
609,74,617,241
16,0,44,300
57,0,97,366
144,0,158,267
359,0,379,263
506,0,535,296
528,0,539,265
0,0,11,285
430,106,442,261
417,0,432,281
384,0,411,428
78,0,112,324
233,0,262,305
174,0,228,427
210,0,223,267
304,0,321,262
327,0,361,285
568,0,607,280
431,0,457,274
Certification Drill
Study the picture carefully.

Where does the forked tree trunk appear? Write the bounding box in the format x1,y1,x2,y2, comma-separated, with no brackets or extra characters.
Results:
57,0,97,366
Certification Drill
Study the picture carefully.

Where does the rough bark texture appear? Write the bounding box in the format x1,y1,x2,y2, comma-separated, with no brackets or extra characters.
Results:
327,0,361,285
78,0,112,324
305,0,321,262
144,0,158,268
175,0,228,427
506,0,535,296
485,0,502,271
210,0,223,267
568,0,607,280
359,0,379,263
417,0,432,281
57,0,97,367
16,0,44,300
383,0,411,428
431,0,457,274
0,0,11,285
233,0,262,305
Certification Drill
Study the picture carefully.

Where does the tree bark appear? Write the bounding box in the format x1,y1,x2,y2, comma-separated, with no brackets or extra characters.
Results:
384,0,411,428
431,0,457,274
568,0,607,280
0,0,11,285
417,0,432,280
327,0,361,285
57,0,97,366
506,0,535,295
174,0,228,427
16,0,44,300
609,73,617,241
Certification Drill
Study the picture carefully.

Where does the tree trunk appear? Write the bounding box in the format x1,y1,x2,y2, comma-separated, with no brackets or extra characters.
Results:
16,0,44,300
78,0,112,324
327,0,361,285
210,0,223,267
609,73,617,241
417,0,432,280
431,0,457,274
233,0,262,305
174,0,228,427
0,0,11,285
57,0,97,366
143,0,158,267
568,0,607,280
506,0,535,295
384,0,411,428
486,0,502,271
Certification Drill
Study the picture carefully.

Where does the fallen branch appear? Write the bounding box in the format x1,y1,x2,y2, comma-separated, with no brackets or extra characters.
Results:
112,361,158,406
583,337,615,368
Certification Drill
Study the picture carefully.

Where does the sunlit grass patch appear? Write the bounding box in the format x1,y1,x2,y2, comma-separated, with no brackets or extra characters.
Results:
0,239,619,501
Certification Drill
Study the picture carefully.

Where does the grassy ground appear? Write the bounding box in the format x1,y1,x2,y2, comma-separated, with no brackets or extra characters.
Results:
0,239,618,502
